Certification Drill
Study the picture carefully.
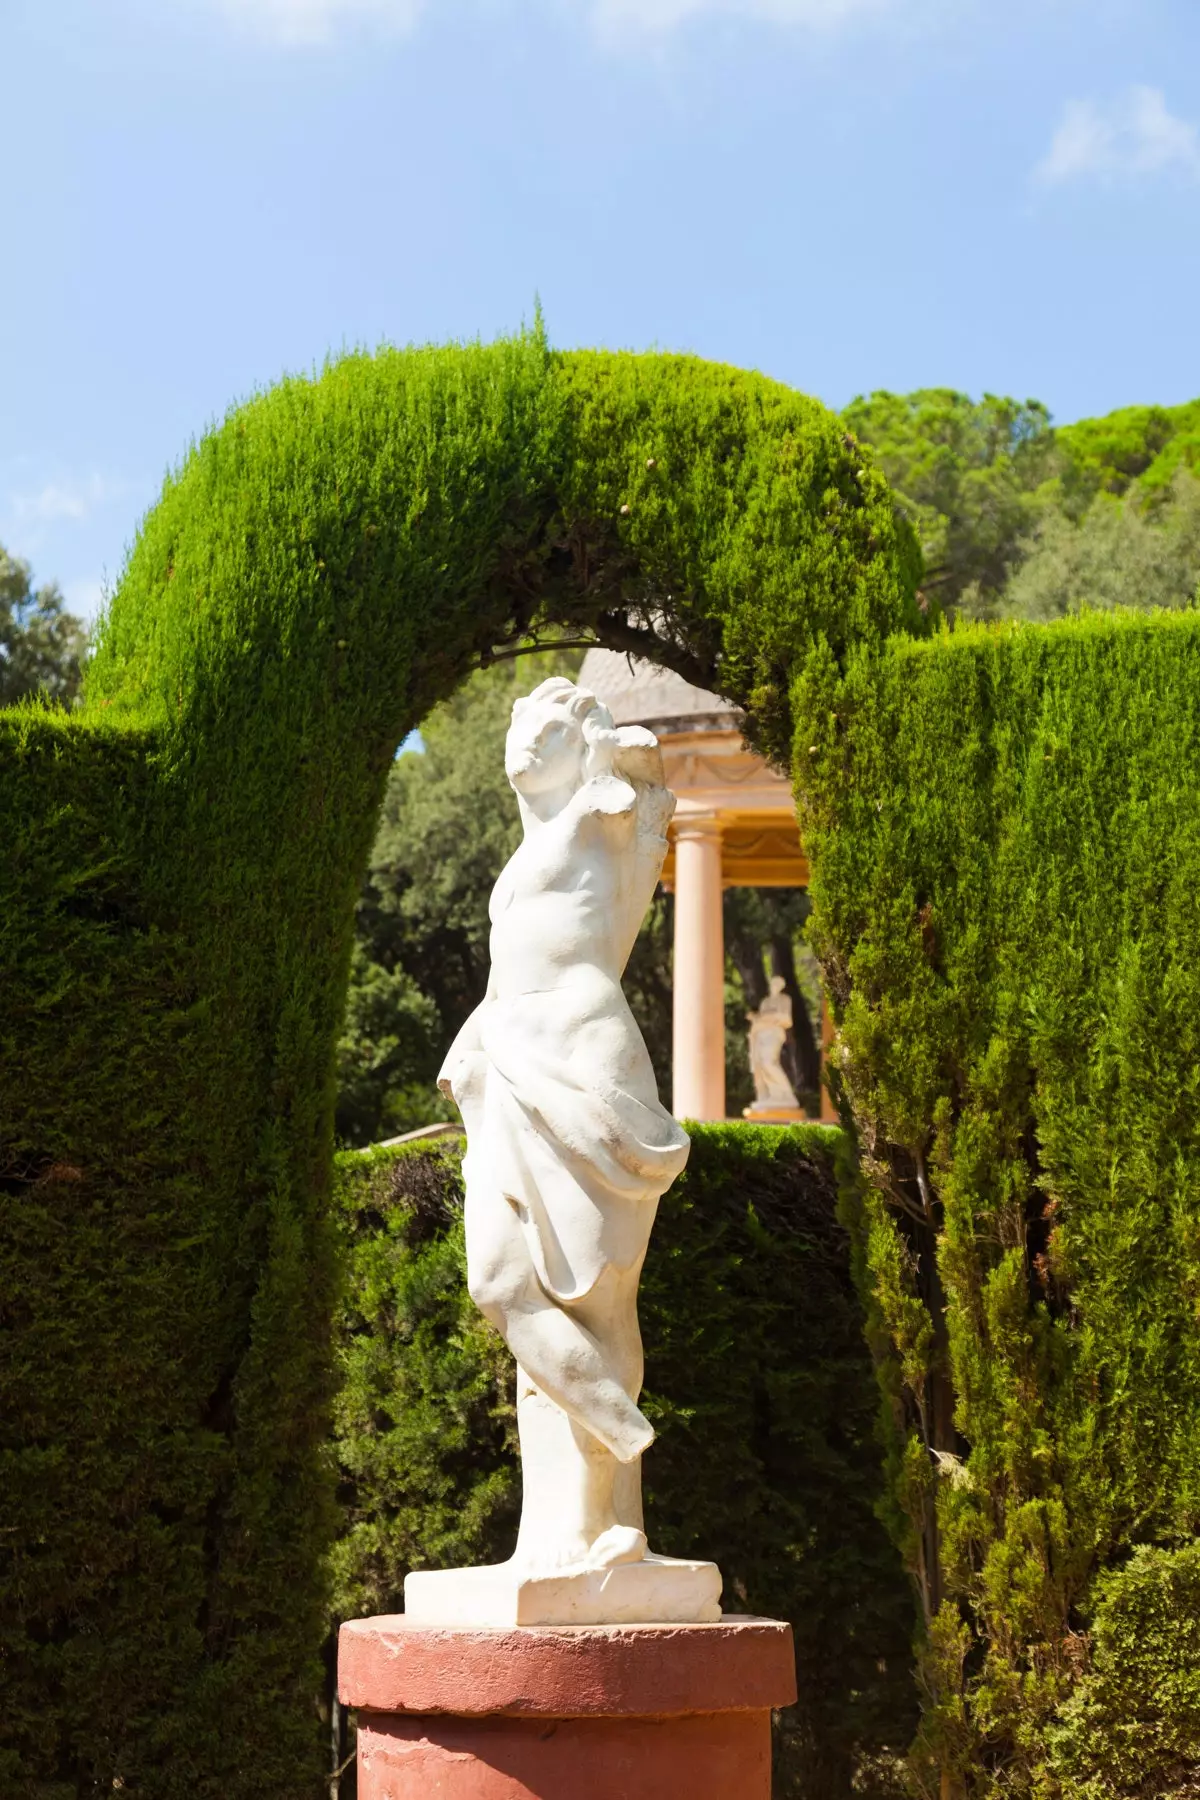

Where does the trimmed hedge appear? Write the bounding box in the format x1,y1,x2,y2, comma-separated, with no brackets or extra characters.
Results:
0,710,334,1797
1,332,918,1795
331,1125,917,1799
22,327,1200,1794
797,609,1200,1794
10,333,1200,1795
330,1137,519,1608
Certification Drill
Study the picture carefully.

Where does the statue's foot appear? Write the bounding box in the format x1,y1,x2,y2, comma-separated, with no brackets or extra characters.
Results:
512,1537,593,1578
510,1525,648,1580
585,1526,647,1570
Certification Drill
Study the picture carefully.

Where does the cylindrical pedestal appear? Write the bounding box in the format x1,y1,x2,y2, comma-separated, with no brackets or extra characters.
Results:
339,1614,796,1800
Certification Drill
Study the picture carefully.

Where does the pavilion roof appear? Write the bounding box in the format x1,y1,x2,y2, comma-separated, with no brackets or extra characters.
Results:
578,647,739,734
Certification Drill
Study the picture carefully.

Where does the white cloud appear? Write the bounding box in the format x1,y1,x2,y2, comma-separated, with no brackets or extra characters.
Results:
1036,85,1200,186
214,0,422,45
205,0,908,46
8,473,116,529
589,0,891,28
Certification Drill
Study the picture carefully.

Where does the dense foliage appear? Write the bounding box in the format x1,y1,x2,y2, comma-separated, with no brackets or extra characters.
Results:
842,390,1056,616
9,326,1200,1795
1046,1543,1200,1797
1054,397,1200,508
845,388,1200,622
0,712,332,1798
330,1138,519,1610
0,543,87,705
798,609,1200,1795
1,332,916,1796
1002,465,1200,621
331,1127,917,1799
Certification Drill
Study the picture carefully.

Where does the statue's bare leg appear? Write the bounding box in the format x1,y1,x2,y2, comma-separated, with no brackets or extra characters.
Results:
464,1176,654,1467
502,1257,650,1573
510,1372,634,1570
564,1259,651,1567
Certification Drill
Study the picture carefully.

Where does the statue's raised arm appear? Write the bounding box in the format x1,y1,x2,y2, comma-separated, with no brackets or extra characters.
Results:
412,676,722,1628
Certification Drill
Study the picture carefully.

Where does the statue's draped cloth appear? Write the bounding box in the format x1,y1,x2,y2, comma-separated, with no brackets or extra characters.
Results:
466,987,690,1303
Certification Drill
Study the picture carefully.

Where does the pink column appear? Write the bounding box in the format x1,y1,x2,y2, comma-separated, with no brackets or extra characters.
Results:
672,816,726,1123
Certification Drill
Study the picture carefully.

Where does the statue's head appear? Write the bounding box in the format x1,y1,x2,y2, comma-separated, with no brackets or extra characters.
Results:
769,975,787,995
506,677,620,797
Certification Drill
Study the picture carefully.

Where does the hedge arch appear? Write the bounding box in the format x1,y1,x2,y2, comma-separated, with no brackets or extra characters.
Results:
1,331,919,1798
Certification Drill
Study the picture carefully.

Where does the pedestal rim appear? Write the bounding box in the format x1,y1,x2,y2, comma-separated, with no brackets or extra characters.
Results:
338,1611,798,1719
346,1609,782,1636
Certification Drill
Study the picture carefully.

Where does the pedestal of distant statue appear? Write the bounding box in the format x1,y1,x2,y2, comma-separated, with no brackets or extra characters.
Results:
339,1614,797,1800
338,677,795,1797
742,976,805,1124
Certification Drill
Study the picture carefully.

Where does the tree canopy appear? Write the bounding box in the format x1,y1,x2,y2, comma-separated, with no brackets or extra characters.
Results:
1002,466,1200,622
844,386,1200,623
842,389,1058,616
1055,397,1200,509
0,544,87,706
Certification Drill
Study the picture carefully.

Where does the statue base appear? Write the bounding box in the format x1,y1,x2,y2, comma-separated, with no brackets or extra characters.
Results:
742,1101,806,1122
339,1614,796,1800
404,1552,722,1627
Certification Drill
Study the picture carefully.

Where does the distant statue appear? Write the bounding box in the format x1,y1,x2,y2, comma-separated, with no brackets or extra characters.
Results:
411,677,720,1625
745,975,802,1116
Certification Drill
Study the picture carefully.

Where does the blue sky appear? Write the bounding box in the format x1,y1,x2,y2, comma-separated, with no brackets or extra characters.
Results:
2,0,1198,620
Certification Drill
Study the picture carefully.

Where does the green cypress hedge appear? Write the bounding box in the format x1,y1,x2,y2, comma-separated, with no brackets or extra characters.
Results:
331,1125,916,1799
0,331,917,1795
10,331,1200,1795
23,327,1200,1793
0,709,334,1797
797,610,1200,1794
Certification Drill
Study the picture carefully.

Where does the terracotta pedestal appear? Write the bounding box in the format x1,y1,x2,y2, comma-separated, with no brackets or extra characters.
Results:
338,1613,796,1800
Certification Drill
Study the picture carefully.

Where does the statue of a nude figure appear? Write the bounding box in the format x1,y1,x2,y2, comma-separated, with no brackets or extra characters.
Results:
437,676,691,1578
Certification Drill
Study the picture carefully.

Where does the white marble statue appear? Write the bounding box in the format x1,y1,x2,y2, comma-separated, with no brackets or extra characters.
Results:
404,676,721,1627
745,976,802,1115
